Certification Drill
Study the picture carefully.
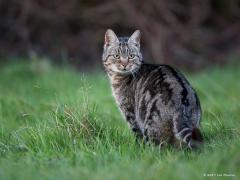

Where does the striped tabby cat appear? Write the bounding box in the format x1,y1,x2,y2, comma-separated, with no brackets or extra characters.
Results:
102,29,203,149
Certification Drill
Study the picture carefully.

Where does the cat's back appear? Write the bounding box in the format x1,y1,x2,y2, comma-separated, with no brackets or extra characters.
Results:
135,63,200,113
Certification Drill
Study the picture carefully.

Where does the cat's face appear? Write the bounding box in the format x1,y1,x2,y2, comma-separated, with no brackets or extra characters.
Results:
102,29,142,75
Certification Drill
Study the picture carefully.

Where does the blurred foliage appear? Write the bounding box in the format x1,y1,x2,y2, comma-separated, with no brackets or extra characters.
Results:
0,0,240,70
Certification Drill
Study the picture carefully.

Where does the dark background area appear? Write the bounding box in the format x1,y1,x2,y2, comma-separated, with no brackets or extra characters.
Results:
0,0,240,70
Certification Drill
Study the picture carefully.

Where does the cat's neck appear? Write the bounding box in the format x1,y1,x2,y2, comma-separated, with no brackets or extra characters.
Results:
107,72,133,89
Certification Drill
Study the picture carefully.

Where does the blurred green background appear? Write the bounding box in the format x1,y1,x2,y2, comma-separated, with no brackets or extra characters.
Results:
0,1,240,180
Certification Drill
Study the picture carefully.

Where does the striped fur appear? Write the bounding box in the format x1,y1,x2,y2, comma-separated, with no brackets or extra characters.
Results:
102,29,203,149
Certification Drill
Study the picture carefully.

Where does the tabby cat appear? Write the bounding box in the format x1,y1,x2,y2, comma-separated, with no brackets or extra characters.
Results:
102,29,203,149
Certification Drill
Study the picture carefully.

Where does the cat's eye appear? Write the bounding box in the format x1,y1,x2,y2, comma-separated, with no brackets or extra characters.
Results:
113,54,120,59
128,54,135,59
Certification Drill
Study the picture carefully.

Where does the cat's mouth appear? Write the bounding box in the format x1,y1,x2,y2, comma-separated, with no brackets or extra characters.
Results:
114,68,132,75
111,64,139,75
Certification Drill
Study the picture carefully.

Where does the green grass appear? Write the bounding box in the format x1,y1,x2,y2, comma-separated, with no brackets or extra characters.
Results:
0,61,240,180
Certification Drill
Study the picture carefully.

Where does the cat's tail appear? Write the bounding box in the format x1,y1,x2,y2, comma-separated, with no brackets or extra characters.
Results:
174,127,203,149
188,128,203,149
173,113,204,149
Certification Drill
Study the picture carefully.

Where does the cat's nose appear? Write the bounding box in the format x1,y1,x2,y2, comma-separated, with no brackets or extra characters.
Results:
121,58,129,67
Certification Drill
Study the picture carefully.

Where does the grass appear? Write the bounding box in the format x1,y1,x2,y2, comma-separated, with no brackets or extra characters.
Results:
0,60,240,180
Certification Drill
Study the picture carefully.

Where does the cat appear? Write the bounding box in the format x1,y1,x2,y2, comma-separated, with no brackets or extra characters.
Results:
102,29,203,149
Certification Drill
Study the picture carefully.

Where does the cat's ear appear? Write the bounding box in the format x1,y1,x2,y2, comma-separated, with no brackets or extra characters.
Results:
104,29,119,46
128,30,141,47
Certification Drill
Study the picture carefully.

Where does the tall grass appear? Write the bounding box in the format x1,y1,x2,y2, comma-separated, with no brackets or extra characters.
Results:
0,61,239,180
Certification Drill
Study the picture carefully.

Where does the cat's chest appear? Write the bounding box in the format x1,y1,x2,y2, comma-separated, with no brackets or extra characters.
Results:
111,85,131,106
110,75,135,107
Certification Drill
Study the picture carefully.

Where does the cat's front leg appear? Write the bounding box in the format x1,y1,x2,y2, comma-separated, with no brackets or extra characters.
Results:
127,118,143,140
129,120,143,140
122,110,143,140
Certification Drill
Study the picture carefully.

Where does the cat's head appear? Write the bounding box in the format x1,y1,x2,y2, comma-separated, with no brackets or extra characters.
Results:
102,29,142,75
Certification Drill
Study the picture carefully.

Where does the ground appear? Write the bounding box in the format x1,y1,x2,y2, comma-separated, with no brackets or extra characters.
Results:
0,60,239,180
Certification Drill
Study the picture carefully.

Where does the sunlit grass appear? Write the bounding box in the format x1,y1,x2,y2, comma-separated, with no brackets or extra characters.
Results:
0,61,239,180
